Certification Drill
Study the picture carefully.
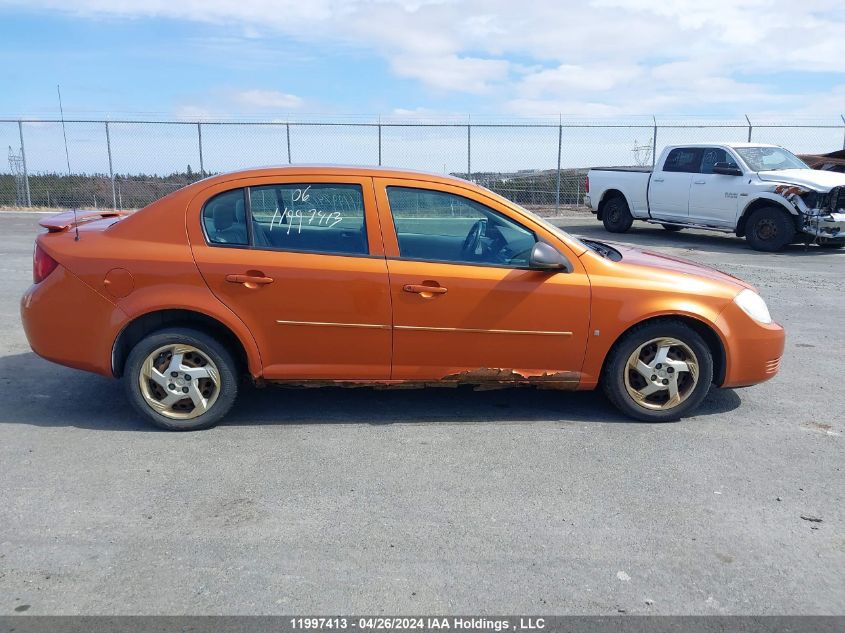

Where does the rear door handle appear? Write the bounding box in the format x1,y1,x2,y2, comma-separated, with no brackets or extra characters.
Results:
693,180,706,185
403,284,447,295
226,274,274,286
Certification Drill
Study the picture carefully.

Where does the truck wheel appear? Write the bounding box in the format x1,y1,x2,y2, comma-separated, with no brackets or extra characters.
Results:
745,207,795,252
601,195,634,233
661,224,683,232
124,327,239,431
602,320,713,422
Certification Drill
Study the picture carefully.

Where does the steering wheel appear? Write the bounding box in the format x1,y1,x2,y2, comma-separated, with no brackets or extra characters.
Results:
461,219,487,259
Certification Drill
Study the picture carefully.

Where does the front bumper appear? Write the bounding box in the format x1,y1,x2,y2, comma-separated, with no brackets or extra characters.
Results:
800,211,845,240
715,300,785,388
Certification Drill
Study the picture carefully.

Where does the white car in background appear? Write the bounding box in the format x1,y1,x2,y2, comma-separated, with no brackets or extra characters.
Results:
585,143,845,251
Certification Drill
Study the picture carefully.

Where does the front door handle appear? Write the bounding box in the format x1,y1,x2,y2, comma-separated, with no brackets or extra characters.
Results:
226,273,274,286
652,177,665,183
403,284,447,295
693,180,706,185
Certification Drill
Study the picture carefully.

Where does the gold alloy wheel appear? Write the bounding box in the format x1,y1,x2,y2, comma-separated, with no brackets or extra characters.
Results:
139,344,221,420
623,337,699,411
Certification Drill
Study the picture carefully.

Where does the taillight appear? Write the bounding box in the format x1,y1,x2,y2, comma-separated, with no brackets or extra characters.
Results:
33,242,59,283
585,175,590,193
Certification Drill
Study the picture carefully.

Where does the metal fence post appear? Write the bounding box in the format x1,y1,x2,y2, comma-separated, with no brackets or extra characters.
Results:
841,114,845,150
652,116,658,168
378,121,382,166
555,122,562,212
467,122,472,181
286,123,292,164
18,121,32,207
105,121,117,210
745,114,752,142
197,122,205,177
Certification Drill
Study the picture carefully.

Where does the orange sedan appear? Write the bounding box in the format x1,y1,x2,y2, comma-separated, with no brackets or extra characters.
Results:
21,166,785,430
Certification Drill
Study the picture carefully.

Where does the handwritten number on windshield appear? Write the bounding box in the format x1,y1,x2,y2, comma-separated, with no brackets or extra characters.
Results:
269,187,344,233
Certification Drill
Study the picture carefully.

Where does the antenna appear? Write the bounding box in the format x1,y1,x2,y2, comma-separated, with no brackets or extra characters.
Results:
57,85,79,241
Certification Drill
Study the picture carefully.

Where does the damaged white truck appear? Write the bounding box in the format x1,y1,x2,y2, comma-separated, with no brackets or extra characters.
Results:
585,143,845,251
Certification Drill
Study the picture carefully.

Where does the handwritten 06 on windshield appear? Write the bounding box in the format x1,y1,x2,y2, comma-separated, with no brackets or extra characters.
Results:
270,186,344,234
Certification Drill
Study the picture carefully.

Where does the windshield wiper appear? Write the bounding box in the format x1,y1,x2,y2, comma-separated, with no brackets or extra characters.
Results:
582,239,611,258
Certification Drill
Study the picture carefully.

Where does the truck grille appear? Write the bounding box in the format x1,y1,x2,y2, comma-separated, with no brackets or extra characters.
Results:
831,186,844,212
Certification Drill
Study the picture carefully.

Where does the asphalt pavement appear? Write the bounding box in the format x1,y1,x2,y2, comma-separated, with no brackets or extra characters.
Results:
0,211,842,615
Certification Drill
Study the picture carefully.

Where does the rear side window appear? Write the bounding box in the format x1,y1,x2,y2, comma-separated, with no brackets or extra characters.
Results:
202,189,248,245
700,148,739,174
663,148,703,173
249,184,368,255
387,186,536,267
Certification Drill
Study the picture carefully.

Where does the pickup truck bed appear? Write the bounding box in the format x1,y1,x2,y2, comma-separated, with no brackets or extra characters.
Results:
590,166,652,173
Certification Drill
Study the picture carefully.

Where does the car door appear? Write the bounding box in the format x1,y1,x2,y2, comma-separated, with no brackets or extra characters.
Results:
374,178,591,384
187,175,392,380
687,147,741,227
648,147,702,221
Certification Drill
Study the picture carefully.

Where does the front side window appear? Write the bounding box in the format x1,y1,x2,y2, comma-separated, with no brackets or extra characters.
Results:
700,148,739,174
663,148,703,173
202,189,248,246
249,183,368,255
387,186,536,267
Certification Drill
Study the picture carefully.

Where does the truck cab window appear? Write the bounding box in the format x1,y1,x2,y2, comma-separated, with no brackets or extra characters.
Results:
663,148,703,173
700,148,739,174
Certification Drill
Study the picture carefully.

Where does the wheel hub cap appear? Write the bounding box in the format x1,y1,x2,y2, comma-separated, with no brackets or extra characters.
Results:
624,337,699,411
139,344,221,420
757,219,777,240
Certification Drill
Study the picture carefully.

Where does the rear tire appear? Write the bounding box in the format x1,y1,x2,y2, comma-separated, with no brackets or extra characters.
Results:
601,194,634,233
745,206,795,252
602,320,714,422
124,327,239,431
661,224,683,232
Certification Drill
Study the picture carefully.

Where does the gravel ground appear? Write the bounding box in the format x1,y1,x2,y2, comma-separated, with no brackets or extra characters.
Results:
0,211,842,615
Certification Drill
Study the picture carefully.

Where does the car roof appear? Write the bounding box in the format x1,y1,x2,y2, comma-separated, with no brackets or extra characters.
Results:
194,164,473,188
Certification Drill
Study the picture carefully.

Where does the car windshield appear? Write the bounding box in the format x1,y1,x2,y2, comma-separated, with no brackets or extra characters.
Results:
734,146,808,172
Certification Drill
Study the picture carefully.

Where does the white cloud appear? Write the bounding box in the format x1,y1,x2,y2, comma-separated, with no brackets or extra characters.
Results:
232,89,304,110
519,64,643,96
8,0,845,113
390,55,510,93
173,104,217,120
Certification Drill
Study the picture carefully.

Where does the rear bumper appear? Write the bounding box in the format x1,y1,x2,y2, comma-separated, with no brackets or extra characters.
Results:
715,301,785,388
584,195,595,212
21,266,126,377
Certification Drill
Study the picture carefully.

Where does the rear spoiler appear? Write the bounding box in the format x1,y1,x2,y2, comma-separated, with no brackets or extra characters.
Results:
39,209,131,233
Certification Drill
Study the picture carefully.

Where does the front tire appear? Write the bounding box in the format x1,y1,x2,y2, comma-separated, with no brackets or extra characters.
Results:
745,207,795,252
124,327,239,431
602,320,714,422
601,194,634,233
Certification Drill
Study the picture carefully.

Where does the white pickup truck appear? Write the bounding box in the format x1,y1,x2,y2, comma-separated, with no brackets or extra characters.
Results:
584,143,845,251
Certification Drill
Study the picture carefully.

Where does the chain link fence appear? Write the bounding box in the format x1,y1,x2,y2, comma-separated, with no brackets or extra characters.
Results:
2,116,844,214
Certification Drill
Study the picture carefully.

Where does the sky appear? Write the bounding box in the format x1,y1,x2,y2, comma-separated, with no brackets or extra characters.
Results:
1,1,845,179
1,0,844,122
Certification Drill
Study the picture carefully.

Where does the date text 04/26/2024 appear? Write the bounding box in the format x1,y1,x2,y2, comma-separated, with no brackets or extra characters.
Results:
289,618,546,631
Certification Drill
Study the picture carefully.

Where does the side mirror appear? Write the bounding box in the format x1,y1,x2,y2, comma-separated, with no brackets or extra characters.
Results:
529,242,569,272
713,162,742,176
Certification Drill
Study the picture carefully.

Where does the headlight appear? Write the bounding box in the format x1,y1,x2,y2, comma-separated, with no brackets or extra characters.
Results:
734,289,772,324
